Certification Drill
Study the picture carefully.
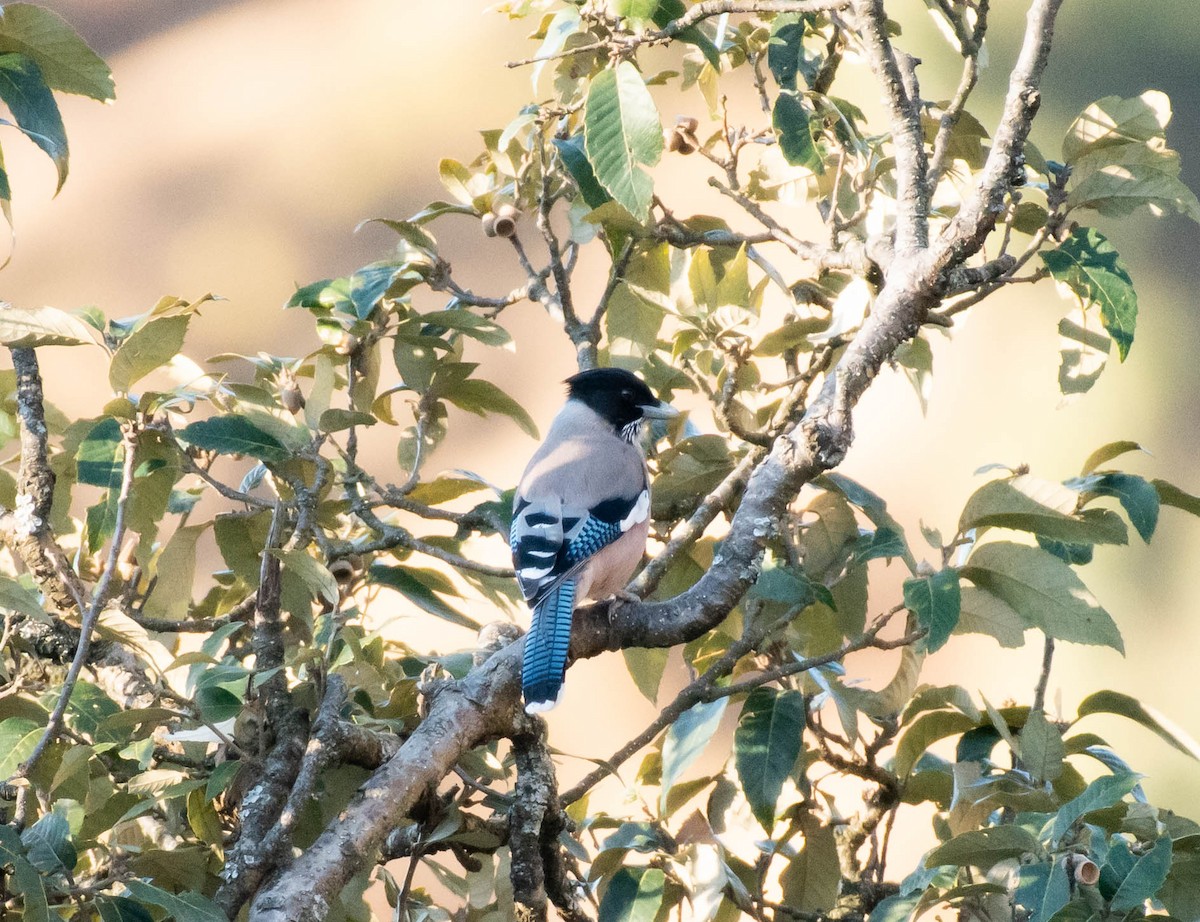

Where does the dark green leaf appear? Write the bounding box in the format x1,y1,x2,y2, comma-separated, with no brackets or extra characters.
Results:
1041,227,1137,361
598,867,665,922
97,897,155,922
584,62,663,221
1049,771,1141,842
1082,472,1158,543
616,0,661,21
1110,836,1171,911
554,134,611,210
76,416,122,486
773,91,823,172
734,688,805,830
926,825,1040,869
767,15,820,91
651,0,720,68
21,809,75,875
903,569,960,653
369,564,480,630
0,52,67,190
0,5,113,100
177,416,289,463
960,542,1123,652
0,825,48,922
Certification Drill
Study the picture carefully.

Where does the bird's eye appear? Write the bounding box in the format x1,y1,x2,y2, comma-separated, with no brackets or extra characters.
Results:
621,389,633,400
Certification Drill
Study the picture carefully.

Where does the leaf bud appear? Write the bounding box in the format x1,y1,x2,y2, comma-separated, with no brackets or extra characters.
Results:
280,380,305,414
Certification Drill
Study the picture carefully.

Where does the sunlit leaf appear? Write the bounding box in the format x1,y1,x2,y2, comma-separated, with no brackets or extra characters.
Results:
1041,227,1137,360
0,5,113,100
960,542,1123,652
584,62,663,221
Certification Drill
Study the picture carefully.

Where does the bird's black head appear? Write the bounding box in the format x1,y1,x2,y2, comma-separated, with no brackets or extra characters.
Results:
565,368,676,438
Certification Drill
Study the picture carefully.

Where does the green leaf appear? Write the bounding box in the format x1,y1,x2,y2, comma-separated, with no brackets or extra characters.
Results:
1081,472,1158,543
368,564,480,630
584,61,663,221
956,586,1026,648
121,880,226,922
734,688,805,831
773,91,823,172
1057,309,1110,396
1020,710,1064,784
76,416,122,486
651,0,720,68
779,818,840,912
442,378,537,438
598,867,665,922
615,0,661,22
109,315,189,391
660,698,726,812
0,825,49,922
418,308,511,347
1063,92,1200,223
177,416,289,463
959,474,1127,546
767,15,820,91
1153,478,1200,519
553,134,612,210
903,569,960,653
623,645,668,703
1048,771,1141,842
894,710,978,780
0,52,67,191
97,897,154,922
1081,440,1146,475
143,525,202,622
1041,227,1137,361
271,548,339,606
0,304,96,346
960,542,1123,652
66,680,120,745
1064,91,1173,163
925,825,1040,869
21,809,75,875
1076,689,1200,760
0,5,113,100
1110,836,1171,911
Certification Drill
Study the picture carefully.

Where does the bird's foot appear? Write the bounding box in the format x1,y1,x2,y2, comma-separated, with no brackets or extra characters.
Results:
608,589,642,621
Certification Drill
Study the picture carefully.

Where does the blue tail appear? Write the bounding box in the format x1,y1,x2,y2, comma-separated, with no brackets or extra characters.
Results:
522,579,576,713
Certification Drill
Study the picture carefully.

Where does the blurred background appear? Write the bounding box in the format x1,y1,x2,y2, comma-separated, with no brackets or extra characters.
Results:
5,0,1200,866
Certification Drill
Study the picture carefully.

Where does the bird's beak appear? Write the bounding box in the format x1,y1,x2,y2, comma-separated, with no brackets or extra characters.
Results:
640,400,679,420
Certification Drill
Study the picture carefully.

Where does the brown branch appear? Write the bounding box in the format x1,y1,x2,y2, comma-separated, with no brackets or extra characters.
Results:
6,348,87,614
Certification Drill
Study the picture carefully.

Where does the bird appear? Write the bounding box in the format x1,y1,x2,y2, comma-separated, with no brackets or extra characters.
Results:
511,367,678,714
